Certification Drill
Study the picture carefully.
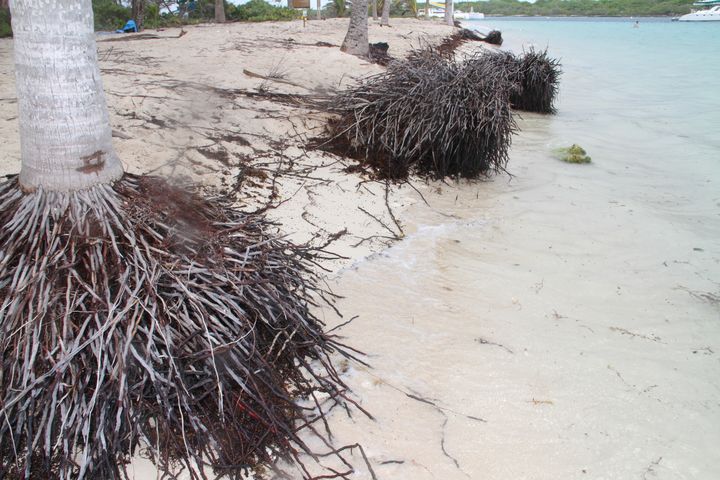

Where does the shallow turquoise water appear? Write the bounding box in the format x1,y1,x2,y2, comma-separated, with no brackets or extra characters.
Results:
467,16,720,213
469,17,719,157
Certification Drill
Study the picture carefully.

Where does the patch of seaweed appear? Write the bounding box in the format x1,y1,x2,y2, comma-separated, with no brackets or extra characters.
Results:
554,144,591,163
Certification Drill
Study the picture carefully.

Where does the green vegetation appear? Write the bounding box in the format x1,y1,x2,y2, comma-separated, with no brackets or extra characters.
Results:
326,0,348,17
92,0,130,31
88,0,298,32
4,1,142,35
449,0,695,17
0,7,10,38
322,0,417,18
228,0,299,21
554,144,592,163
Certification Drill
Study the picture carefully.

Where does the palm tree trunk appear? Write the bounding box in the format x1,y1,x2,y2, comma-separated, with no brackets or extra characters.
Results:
131,0,145,30
372,0,378,20
10,0,123,192
341,0,369,56
317,0,322,20
215,0,226,23
381,0,391,25
444,0,454,26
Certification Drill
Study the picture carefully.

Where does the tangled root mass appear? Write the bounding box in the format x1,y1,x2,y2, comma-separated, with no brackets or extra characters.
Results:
0,174,349,479
322,48,518,180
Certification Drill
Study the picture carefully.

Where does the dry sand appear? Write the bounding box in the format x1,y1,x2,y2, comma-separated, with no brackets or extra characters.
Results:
1,16,718,480
1,18,455,268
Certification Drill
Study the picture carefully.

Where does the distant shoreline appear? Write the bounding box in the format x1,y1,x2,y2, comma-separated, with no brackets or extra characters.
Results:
466,14,680,18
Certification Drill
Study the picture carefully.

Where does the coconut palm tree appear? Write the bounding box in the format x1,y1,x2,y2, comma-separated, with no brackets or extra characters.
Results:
132,0,145,29
11,1,124,192
215,0,226,22
407,0,417,17
444,0,454,26
1,1,347,478
381,0,391,25
341,0,369,56
332,0,347,16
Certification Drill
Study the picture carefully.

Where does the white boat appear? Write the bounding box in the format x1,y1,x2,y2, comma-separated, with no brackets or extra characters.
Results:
420,7,445,18
467,7,485,19
419,3,484,19
452,7,485,20
678,2,720,21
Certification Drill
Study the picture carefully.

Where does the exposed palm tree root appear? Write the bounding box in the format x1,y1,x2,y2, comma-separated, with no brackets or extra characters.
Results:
368,42,392,66
473,48,561,114
316,47,517,180
0,173,355,479
437,28,501,56
509,47,561,114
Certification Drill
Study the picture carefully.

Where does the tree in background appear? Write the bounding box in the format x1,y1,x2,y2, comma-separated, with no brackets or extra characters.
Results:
0,0,10,38
380,0,391,25
444,0,453,25
131,0,145,29
215,0,226,21
372,0,378,20
331,0,348,16
341,0,369,56
407,0,418,17
228,0,299,21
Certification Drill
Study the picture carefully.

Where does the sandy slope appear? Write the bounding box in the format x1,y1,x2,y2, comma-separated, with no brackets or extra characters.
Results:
0,18,455,271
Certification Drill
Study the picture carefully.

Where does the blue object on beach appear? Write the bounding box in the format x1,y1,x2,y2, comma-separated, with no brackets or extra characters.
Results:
116,19,137,33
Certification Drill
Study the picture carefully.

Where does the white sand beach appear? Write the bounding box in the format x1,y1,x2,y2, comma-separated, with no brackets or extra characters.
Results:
1,16,718,480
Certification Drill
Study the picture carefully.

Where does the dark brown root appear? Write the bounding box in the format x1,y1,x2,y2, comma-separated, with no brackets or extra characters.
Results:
483,30,503,46
437,28,500,56
509,47,561,114
462,48,561,114
0,174,355,479
368,42,393,66
316,47,517,180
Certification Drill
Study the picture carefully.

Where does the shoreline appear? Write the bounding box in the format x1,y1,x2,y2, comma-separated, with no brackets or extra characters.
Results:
1,16,718,480
474,14,683,18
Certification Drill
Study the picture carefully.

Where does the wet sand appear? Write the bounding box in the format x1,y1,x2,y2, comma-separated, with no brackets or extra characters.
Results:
292,114,720,478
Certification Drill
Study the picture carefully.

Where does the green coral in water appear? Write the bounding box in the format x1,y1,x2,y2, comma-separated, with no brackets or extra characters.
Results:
554,144,591,164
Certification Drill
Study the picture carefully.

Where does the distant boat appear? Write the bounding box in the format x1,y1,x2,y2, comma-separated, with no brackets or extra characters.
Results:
678,1,720,21
453,7,485,20
467,7,485,20
419,7,444,18
419,2,485,19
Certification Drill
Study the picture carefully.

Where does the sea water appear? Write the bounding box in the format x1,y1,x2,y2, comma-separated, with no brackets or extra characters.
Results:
477,17,720,173
299,18,720,480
